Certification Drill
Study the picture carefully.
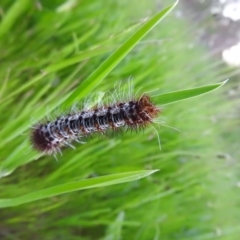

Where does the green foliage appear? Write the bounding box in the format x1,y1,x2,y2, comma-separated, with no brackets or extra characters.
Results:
0,0,239,239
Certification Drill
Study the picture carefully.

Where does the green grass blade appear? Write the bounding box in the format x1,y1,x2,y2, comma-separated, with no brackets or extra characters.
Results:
0,170,158,208
63,1,179,107
0,0,30,38
154,80,227,105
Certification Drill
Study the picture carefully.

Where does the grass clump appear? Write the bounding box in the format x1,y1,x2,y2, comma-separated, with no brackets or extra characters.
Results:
0,0,239,239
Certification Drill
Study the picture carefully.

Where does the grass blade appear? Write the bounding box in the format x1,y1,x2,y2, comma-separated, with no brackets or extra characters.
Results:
0,170,158,208
63,1,179,107
0,0,30,38
154,80,227,105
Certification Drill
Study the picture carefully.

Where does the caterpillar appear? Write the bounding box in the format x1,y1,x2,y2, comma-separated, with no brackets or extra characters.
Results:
30,91,160,155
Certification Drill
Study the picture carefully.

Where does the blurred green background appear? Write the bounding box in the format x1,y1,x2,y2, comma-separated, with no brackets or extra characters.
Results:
0,0,240,239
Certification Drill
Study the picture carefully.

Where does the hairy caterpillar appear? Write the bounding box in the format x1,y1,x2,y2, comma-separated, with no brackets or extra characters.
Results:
30,88,161,155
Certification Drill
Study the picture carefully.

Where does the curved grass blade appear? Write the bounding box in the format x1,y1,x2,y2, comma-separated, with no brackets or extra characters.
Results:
154,80,227,105
0,170,158,208
63,1,179,107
